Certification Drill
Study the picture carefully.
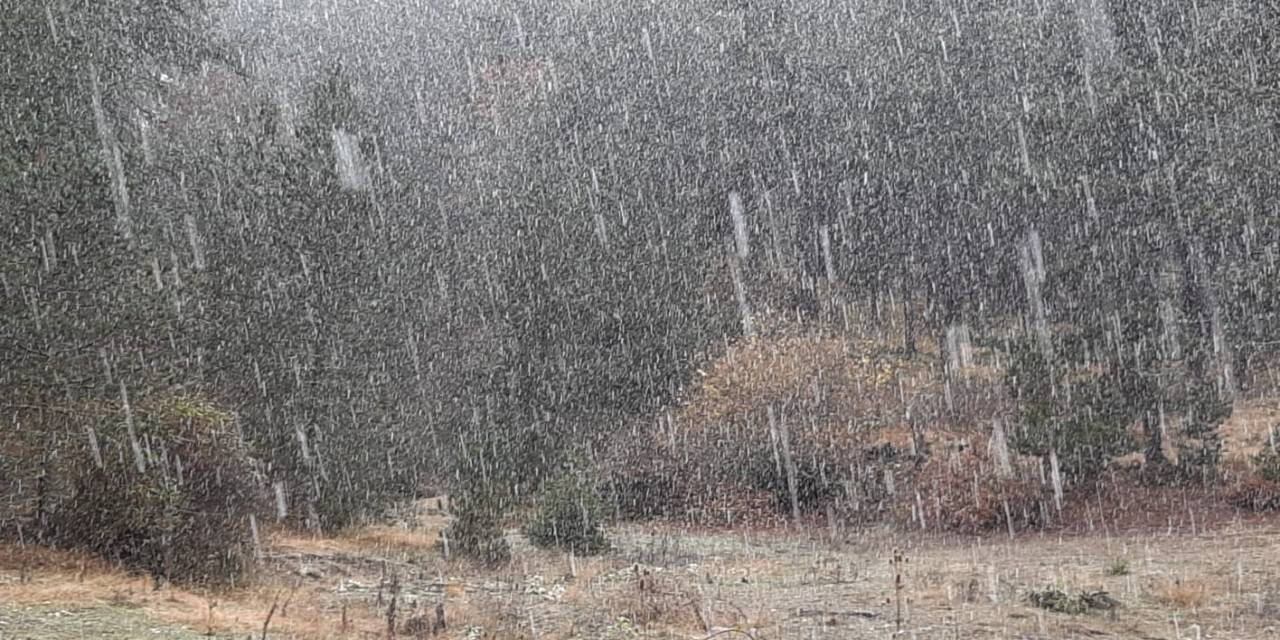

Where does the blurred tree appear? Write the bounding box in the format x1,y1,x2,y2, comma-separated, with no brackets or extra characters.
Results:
1006,339,1143,481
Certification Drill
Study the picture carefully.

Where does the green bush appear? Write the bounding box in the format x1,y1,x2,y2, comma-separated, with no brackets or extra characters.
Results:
44,397,265,586
1253,448,1280,483
1174,387,1231,482
444,489,511,566
1106,559,1130,576
523,474,609,555
1005,343,1138,481
1029,589,1119,614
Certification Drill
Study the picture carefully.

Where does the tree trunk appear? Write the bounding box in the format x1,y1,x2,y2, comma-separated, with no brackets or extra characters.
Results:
1143,406,1167,468
901,285,916,356
768,405,801,522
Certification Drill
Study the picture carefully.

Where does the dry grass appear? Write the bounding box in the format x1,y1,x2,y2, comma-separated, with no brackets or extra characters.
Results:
559,556,612,604
590,565,773,636
0,543,103,574
269,518,447,558
1152,576,1220,610
0,537,497,639
597,572,702,631
1220,398,1280,471
8,518,1280,639
0,544,386,638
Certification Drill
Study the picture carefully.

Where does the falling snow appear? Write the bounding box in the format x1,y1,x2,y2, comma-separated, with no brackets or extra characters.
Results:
3,1,1280,638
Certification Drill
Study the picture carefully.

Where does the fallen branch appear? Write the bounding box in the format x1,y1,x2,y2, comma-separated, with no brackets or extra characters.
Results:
280,577,302,617
697,629,759,640
794,608,879,620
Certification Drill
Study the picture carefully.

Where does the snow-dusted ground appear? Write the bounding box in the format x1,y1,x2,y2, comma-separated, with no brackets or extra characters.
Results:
5,512,1280,639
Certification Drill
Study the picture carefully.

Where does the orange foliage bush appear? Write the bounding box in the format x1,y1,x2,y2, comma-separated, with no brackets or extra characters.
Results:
678,332,938,443
673,332,939,508
607,330,1010,526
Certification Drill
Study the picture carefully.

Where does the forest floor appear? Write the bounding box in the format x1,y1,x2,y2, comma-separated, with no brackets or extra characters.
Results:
2,499,1280,640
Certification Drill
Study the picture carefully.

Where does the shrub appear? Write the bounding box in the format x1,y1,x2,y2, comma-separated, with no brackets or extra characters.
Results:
523,474,609,555
1173,387,1231,481
603,430,824,528
1227,449,1280,512
745,451,841,515
1029,589,1119,614
1005,343,1139,481
1256,448,1280,483
606,454,683,521
1227,477,1280,512
443,489,510,565
908,448,1046,534
44,396,265,586
605,331,1000,527
1106,559,1130,576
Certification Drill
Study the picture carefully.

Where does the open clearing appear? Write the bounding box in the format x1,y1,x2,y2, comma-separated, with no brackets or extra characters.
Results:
3,508,1280,640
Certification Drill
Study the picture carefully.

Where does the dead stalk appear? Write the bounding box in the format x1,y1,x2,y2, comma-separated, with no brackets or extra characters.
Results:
386,571,401,638
892,548,909,633
280,576,302,617
260,591,281,640
205,597,218,636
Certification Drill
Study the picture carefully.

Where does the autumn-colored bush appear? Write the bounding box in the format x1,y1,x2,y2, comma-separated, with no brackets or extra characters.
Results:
41,396,265,586
607,329,1008,526
677,332,941,454
906,447,1046,534
1228,476,1280,512
1227,449,1280,512
673,332,933,515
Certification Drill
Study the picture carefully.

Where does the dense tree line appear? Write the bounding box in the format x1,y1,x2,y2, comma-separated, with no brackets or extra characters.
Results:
4,0,1279,543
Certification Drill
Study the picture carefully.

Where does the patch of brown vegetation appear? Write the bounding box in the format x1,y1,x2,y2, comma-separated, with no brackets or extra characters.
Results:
1220,398,1280,471
1052,469,1277,535
592,564,771,636
906,447,1046,534
1228,476,1280,512
1152,576,1220,610
0,543,363,638
270,521,445,558
609,328,1013,528
0,543,104,575
559,557,611,604
677,331,939,447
